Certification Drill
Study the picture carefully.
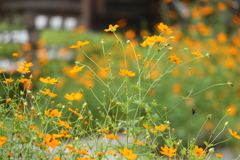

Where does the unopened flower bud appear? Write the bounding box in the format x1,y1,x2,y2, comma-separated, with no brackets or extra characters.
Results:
207,114,212,120
209,147,214,153
224,121,228,126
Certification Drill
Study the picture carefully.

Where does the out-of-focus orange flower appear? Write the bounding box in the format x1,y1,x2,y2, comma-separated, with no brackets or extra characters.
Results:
70,65,85,73
191,51,204,57
169,55,182,65
201,5,214,16
224,58,236,69
215,153,224,158
155,124,168,131
22,42,32,51
217,32,227,44
99,128,110,133
132,138,145,145
76,157,96,160
163,0,172,3
44,134,61,149
58,119,72,129
172,83,181,95
205,122,213,130
75,149,91,155
226,104,237,116
104,24,119,32
125,29,136,39
106,151,118,156
60,130,72,138
40,89,57,98
17,67,31,74
64,92,83,101
39,77,58,84
70,41,90,49
228,128,240,139
2,78,14,84
45,109,62,117
17,115,24,120
12,53,19,57
0,136,7,147
117,19,127,28
217,2,227,11
0,123,8,130
142,123,152,129
19,78,32,84
17,62,34,68
104,133,121,139
119,147,138,159
158,22,172,35
232,15,240,25
0,69,6,73
6,98,11,102
119,69,136,77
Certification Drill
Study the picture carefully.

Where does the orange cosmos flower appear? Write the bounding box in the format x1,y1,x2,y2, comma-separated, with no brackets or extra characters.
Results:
40,89,57,98
17,115,24,120
19,78,32,84
216,153,224,158
75,149,91,156
119,147,138,160
142,123,152,129
104,24,119,32
191,51,204,57
119,69,136,77
228,128,240,139
2,78,14,84
12,53,19,57
99,128,110,133
17,67,31,74
39,77,58,84
132,138,145,145
104,133,121,139
159,145,177,157
44,134,61,149
17,62,34,68
155,124,168,131
0,69,6,73
6,98,11,102
45,109,62,117
60,130,72,138
69,41,90,48
193,145,206,158
58,119,72,129
0,136,7,147
169,55,182,65
140,35,166,47
64,92,83,101
106,151,118,156
158,22,173,35
0,123,8,130
70,65,85,73
52,157,65,160
68,108,83,117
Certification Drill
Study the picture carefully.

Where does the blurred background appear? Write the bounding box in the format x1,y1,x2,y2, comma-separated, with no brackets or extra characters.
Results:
0,0,240,158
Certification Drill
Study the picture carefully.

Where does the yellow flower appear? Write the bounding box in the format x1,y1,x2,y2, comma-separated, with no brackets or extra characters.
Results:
75,149,91,156
52,157,65,160
60,130,72,138
69,41,90,48
19,78,32,84
142,123,152,129
106,151,118,156
44,134,61,149
0,69,6,73
2,78,14,84
159,145,177,157
119,147,138,160
0,123,8,130
17,62,34,68
191,51,204,57
45,109,62,117
169,55,182,65
132,138,145,145
68,108,83,117
99,128,110,133
58,119,72,129
12,53,19,57
40,89,57,97
17,115,24,120
6,98,11,102
228,128,240,139
0,136,7,147
64,92,83,101
70,65,85,73
193,145,206,158
39,77,58,84
104,24,119,32
119,69,136,77
155,124,168,131
104,133,121,139
158,22,173,35
140,35,166,47
76,157,96,160
17,67,31,74
216,153,224,158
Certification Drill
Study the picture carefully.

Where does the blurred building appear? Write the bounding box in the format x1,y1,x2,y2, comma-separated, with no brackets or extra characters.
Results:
0,0,161,45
